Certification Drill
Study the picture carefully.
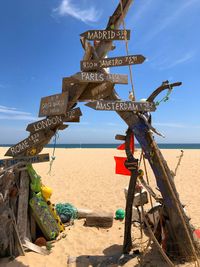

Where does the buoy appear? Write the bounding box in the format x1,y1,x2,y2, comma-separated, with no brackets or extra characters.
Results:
115,209,125,220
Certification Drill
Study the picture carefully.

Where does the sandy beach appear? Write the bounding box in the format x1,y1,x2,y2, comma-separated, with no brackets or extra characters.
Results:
0,147,200,267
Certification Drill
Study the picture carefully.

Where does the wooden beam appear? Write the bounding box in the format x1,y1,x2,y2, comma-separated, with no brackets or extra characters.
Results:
0,154,50,168
17,170,30,241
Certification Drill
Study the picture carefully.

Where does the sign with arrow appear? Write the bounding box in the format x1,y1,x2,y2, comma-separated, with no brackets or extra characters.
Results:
5,131,47,157
80,30,130,41
81,55,145,71
26,108,82,133
85,100,156,112
0,154,50,168
39,92,68,117
72,72,128,84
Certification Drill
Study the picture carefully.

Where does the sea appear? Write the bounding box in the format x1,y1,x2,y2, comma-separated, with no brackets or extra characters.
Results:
1,144,200,149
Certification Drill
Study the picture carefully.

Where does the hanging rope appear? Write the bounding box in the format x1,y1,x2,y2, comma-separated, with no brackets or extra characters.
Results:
155,84,173,106
120,0,135,100
174,150,184,176
47,131,59,175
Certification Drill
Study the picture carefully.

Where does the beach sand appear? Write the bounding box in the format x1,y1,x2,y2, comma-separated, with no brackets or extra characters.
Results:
0,147,200,267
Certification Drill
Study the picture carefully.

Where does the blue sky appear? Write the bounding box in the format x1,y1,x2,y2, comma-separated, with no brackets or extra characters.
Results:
0,0,200,144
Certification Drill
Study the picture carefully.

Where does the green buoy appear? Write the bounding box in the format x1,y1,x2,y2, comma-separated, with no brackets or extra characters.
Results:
115,209,125,220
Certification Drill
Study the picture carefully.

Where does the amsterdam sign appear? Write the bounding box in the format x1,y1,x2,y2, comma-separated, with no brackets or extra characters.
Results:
85,100,156,112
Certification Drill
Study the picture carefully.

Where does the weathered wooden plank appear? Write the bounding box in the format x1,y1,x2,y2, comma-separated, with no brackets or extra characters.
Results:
39,92,68,117
5,131,47,157
86,212,113,228
0,154,49,168
65,117,80,123
77,208,93,219
23,238,49,255
78,82,114,101
72,72,128,84
26,108,82,133
80,30,130,41
17,170,30,241
85,100,156,112
30,212,36,242
81,55,145,71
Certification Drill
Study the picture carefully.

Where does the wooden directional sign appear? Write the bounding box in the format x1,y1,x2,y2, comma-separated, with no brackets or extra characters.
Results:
81,55,145,71
80,30,130,41
39,92,68,117
5,131,47,157
72,72,128,84
0,154,50,168
85,100,156,112
27,108,82,133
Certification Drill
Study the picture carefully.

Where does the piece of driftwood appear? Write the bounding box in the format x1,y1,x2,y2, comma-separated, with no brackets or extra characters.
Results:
17,170,30,241
81,54,145,71
23,238,49,255
77,208,93,219
86,212,113,228
0,154,50,168
123,129,139,254
78,82,114,101
29,211,36,242
124,187,148,206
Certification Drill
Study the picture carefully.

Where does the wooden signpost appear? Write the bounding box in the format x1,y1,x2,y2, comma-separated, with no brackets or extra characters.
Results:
85,100,156,112
0,154,50,168
81,55,145,71
26,108,82,133
80,30,130,41
72,72,128,84
5,131,47,157
39,92,68,117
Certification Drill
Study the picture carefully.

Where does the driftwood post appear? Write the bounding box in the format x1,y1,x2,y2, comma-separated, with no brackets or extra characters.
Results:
123,128,139,254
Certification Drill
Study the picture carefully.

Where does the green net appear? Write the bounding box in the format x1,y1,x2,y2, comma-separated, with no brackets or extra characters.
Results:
55,203,78,220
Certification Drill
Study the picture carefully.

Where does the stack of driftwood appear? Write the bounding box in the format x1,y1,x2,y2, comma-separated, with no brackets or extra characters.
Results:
0,165,31,257
0,162,61,258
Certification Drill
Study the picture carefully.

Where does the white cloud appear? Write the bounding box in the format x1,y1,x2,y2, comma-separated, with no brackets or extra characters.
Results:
53,0,101,24
154,51,195,70
0,105,37,121
137,0,200,45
